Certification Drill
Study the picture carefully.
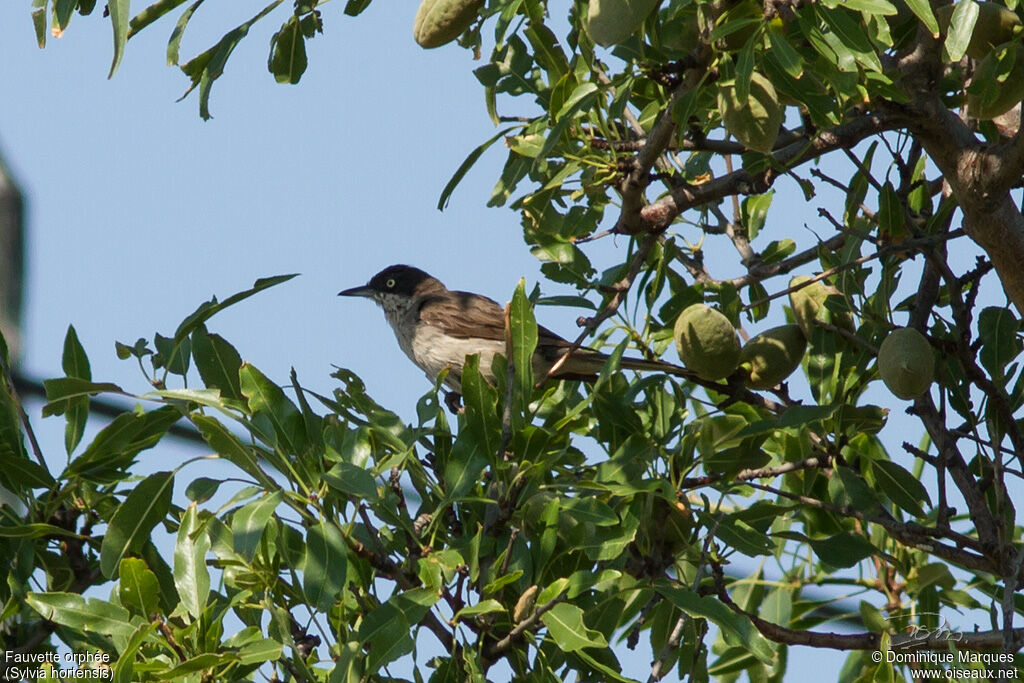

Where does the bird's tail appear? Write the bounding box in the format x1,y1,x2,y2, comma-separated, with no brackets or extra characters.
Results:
546,348,694,381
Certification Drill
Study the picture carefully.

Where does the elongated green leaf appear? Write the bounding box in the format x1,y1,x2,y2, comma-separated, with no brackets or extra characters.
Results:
26,592,136,638
100,471,175,578
112,622,156,683
61,326,91,454
438,127,516,210
818,5,883,72
871,459,931,517
0,456,56,492
324,462,379,502
179,0,284,118
454,599,505,621
944,0,979,62
561,497,619,526
826,0,896,14
118,557,160,617
0,522,77,539
358,602,413,672
129,0,189,38
108,0,131,77
978,306,1020,380
174,503,211,618
304,520,348,611
268,15,307,84
167,0,204,65
656,583,775,664
240,362,309,455
32,8,47,48
153,331,191,376
904,0,939,36
42,377,126,417
541,602,607,652
191,414,275,487
67,406,179,482
809,531,877,568
232,490,282,562
509,279,537,426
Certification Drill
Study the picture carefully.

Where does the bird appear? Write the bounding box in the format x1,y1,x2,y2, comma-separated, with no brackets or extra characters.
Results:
339,265,694,405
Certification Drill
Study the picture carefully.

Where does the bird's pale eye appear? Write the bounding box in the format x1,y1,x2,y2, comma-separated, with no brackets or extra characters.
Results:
386,278,396,289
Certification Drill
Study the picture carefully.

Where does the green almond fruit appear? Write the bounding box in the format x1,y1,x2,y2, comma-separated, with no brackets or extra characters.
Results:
585,0,661,47
739,324,807,390
718,72,783,154
788,275,855,337
877,327,934,399
674,304,741,381
938,1,1022,59
413,0,482,49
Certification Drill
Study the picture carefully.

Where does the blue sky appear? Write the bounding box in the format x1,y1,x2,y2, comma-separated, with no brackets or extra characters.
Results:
3,1,974,678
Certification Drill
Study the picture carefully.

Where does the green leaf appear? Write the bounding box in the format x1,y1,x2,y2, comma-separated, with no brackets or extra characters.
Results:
268,15,307,84
344,0,372,15
540,602,608,652
129,0,189,38
174,503,211,618
32,8,47,48
232,490,283,562
509,279,538,426
871,459,931,517
738,404,838,437
809,531,877,568
179,0,284,118
825,0,896,15
817,5,883,72
67,406,180,483
240,362,309,455
107,0,131,77
944,0,980,62
828,466,881,512
454,599,505,621
153,331,191,376
167,0,204,66
877,182,905,239
191,325,243,400
100,471,175,578
26,592,136,638
0,452,56,492
561,497,619,526
741,191,774,241
185,476,222,502
904,0,939,36
324,462,379,502
191,414,275,488
61,326,91,454
118,557,160,618
62,324,91,380
656,583,775,664
767,27,803,78
42,377,126,417
978,306,1021,380
438,127,516,210
358,602,414,672
304,520,348,611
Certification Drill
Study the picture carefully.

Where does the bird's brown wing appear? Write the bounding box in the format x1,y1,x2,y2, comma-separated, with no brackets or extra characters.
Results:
416,290,572,349
415,289,688,380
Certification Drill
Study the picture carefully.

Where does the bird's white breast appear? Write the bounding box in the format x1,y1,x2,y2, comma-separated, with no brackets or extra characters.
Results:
377,293,502,392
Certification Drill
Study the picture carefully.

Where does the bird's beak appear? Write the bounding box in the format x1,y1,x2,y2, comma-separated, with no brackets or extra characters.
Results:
338,284,375,298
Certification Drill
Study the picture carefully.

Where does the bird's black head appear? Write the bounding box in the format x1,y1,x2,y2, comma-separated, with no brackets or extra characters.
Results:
338,264,439,299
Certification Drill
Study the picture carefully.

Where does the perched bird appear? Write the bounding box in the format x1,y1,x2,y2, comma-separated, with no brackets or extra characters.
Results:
339,265,693,401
